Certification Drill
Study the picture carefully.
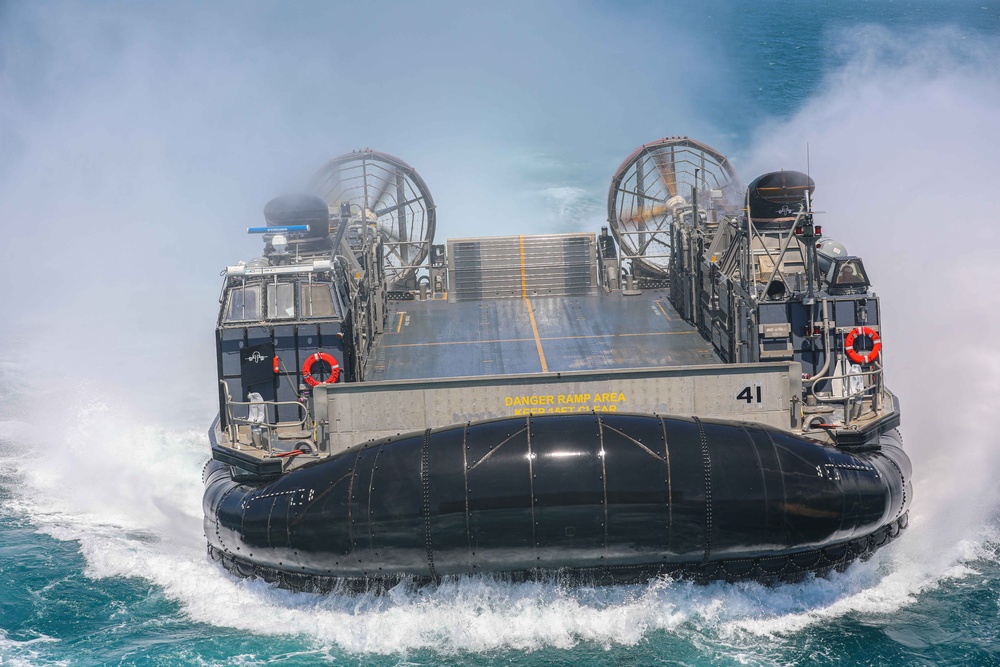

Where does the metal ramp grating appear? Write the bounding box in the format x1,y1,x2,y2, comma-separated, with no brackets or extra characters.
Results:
448,233,597,301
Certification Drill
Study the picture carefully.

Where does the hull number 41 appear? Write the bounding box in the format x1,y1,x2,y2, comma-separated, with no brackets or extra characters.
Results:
736,385,763,404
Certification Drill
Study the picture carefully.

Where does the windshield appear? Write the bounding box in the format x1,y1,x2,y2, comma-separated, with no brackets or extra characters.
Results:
300,283,336,318
832,259,869,287
224,285,261,322
267,282,295,319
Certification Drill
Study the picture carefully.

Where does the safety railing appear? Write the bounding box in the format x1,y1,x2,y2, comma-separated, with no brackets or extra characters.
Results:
806,364,887,428
220,381,313,454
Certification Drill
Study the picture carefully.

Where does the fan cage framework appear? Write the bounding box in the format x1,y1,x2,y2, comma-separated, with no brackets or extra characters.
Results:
608,137,742,279
312,150,436,287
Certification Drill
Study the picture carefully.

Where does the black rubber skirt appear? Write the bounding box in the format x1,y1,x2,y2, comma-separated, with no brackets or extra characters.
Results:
203,413,911,590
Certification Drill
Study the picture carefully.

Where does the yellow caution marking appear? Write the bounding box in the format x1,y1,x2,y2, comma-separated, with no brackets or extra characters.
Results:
547,331,695,341
396,312,405,333
388,337,534,347
383,330,698,348
525,298,549,373
655,301,672,321
519,235,547,371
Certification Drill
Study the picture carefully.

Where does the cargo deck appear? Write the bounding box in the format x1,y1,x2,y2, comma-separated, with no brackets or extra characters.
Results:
366,289,720,382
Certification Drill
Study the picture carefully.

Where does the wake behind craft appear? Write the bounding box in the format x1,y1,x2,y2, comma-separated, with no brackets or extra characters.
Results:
202,137,910,591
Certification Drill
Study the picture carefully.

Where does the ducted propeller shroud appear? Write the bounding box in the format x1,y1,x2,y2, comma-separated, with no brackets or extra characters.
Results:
608,137,742,278
311,149,436,286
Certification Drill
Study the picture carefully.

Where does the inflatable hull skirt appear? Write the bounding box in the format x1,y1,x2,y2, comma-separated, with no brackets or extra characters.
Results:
203,413,911,589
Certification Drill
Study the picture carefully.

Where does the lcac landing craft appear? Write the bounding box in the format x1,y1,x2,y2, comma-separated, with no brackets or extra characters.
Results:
203,139,910,590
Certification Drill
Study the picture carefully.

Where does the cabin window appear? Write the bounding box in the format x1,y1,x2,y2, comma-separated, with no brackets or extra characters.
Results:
831,259,869,288
225,285,261,322
267,282,295,319
300,283,336,318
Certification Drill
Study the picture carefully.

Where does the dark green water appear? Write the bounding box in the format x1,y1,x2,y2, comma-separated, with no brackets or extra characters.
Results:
3,1,1000,664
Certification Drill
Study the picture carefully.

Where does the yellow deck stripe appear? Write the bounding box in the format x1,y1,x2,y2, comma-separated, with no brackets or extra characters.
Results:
383,329,699,348
396,312,405,333
519,235,548,371
655,301,672,321
517,234,549,371
525,298,549,372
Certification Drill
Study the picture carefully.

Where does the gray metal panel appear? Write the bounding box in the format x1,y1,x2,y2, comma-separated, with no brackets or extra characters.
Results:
758,304,787,324
246,326,275,419
273,325,297,374
274,325,298,421
247,326,270,348
317,362,802,454
220,328,245,376
319,322,342,350
835,300,856,329
867,300,880,326
298,324,321,362
316,322,346,382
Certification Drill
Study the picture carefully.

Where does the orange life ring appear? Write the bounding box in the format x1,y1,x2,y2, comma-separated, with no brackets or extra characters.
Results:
302,352,341,386
844,326,882,365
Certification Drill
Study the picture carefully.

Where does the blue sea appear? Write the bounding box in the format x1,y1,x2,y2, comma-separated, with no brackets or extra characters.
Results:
3,1,1000,665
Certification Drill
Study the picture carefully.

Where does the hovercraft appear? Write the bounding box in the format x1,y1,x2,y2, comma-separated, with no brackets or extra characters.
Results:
204,140,910,591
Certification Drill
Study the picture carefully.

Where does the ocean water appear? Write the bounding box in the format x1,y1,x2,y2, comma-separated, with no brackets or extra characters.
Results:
3,1,1000,665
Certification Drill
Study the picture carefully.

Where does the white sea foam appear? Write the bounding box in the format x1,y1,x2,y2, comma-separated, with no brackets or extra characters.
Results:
727,22,1000,642
3,23,1000,659
0,395,994,657
747,21,1000,586
0,630,68,667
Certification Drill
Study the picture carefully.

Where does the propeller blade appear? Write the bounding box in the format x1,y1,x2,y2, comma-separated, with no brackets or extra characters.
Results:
620,203,670,224
374,195,424,218
368,168,397,214
652,149,677,197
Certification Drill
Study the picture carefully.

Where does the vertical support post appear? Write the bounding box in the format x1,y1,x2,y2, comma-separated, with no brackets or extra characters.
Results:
313,384,330,454
636,157,647,260
396,171,408,267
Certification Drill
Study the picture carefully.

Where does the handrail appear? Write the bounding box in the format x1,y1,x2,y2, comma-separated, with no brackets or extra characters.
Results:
807,364,887,427
228,400,311,454
219,380,237,442
809,366,884,396
219,380,312,454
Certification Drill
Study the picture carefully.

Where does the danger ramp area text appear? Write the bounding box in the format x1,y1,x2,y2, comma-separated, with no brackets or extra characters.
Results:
504,392,626,415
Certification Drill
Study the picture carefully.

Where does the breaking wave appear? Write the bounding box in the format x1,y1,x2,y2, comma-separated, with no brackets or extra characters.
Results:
0,372,996,659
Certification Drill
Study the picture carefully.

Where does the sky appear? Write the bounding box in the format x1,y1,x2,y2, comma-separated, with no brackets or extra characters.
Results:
0,1,733,421
1,0,998,426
